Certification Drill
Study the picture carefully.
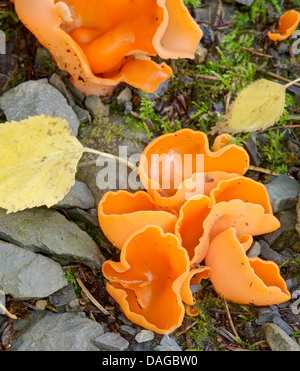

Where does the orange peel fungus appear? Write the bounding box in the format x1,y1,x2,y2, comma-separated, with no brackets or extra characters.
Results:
206,227,291,306
102,225,190,334
268,9,300,41
11,0,202,95
98,129,291,334
98,190,177,250
138,129,250,212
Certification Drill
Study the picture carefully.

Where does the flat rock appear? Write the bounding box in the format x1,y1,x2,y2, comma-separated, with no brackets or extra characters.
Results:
12,311,104,351
76,113,148,205
0,240,67,300
0,207,104,268
263,208,299,251
154,335,182,351
56,180,95,209
48,283,78,312
265,175,300,213
235,0,254,5
259,240,287,265
262,323,300,351
94,332,129,351
0,79,80,136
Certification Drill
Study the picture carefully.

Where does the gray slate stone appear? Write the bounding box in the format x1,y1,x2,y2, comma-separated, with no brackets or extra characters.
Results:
117,87,132,107
0,79,80,136
76,112,148,205
259,240,287,265
0,241,67,300
235,0,254,6
135,330,154,343
56,180,95,209
94,332,129,351
0,207,104,268
244,132,261,167
263,208,299,251
154,335,182,351
65,208,99,228
262,323,300,351
48,283,77,312
85,95,109,117
265,175,300,213
247,241,261,258
12,311,104,351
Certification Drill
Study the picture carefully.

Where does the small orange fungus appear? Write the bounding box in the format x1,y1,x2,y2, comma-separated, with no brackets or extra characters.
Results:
138,129,249,212
206,227,291,306
268,10,300,41
176,198,280,265
98,190,177,250
102,226,190,334
97,129,291,334
11,0,202,95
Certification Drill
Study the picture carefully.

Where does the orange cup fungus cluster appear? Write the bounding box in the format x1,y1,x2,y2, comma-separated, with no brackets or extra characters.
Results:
268,9,300,41
99,129,291,334
11,0,202,96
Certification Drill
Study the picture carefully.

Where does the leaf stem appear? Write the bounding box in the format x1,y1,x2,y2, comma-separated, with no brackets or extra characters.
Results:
284,77,300,89
83,147,138,172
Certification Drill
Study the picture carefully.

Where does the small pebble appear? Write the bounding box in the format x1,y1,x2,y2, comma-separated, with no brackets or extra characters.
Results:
135,329,154,343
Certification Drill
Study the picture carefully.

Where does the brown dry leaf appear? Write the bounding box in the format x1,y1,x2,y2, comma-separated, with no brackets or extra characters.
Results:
0,115,84,213
210,79,287,134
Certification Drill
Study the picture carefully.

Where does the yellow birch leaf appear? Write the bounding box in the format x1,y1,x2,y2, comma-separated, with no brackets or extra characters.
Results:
0,115,84,213
0,115,138,214
210,79,289,134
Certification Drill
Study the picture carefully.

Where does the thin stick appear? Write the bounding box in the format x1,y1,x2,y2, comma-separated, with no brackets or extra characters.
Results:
284,77,300,89
83,147,138,172
0,303,17,320
242,47,277,59
259,70,300,88
262,124,300,131
248,165,281,177
179,70,222,81
223,297,239,340
75,276,115,321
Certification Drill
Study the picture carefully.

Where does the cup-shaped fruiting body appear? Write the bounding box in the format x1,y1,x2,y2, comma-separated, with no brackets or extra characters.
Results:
210,176,273,214
138,129,250,212
12,0,202,95
206,227,291,306
102,225,190,334
268,10,300,41
175,198,280,265
98,190,177,249
180,266,211,306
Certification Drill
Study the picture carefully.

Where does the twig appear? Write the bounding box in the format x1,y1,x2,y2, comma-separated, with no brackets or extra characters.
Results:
248,165,281,177
219,326,239,343
83,147,137,172
208,308,253,316
223,297,239,340
262,124,300,131
0,303,17,320
242,47,277,59
174,321,198,338
258,69,300,88
179,70,222,81
75,276,115,321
